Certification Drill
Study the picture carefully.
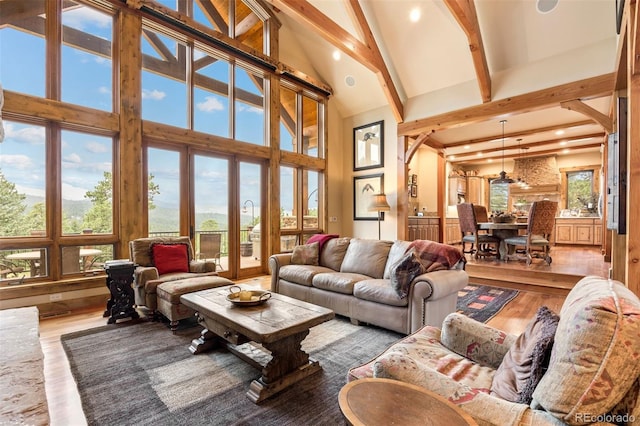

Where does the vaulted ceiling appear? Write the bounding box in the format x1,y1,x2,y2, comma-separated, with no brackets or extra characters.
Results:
265,0,619,166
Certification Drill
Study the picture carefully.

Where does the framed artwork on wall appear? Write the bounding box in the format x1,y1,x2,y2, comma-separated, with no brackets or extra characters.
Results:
353,120,384,171
410,185,418,198
354,173,384,220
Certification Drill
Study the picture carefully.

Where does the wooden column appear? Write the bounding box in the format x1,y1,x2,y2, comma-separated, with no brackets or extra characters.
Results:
626,0,639,294
117,10,144,257
397,135,409,240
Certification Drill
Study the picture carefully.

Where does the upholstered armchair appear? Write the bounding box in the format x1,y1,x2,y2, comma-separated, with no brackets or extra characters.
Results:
129,236,217,314
349,276,640,425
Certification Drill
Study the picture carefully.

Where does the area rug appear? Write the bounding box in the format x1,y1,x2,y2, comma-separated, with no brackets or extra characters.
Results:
61,317,401,426
456,284,519,323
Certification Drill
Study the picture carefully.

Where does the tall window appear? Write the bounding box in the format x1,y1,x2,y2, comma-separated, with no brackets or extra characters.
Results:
234,65,265,144
489,180,508,212
567,170,595,210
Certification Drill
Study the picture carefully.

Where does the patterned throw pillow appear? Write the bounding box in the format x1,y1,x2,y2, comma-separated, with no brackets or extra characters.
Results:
490,305,559,404
389,249,425,299
290,242,320,266
151,243,189,275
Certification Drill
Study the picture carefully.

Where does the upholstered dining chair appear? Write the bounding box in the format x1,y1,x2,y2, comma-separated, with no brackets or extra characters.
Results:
504,200,558,265
457,203,500,260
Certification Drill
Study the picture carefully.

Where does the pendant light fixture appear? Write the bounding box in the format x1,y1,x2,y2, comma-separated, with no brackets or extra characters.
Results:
492,119,515,185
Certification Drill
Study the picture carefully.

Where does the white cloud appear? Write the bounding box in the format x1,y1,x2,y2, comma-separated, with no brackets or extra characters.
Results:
197,96,224,112
98,86,110,94
0,154,33,169
62,6,112,31
61,182,90,201
4,123,45,145
15,184,45,198
65,153,82,163
85,141,108,153
142,89,166,100
237,104,263,114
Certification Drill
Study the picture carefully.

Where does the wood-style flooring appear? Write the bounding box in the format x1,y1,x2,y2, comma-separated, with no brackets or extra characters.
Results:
38,275,567,426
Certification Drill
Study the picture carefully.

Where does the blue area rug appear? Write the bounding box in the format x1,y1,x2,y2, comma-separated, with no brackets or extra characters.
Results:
456,284,519,323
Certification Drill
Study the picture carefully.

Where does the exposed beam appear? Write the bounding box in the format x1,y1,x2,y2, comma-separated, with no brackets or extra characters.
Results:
264,0,403,122
443,0,491,103
404,131,436,164
560,100,614,133
451,143,603,165
398,73,616,137
443,120,595,149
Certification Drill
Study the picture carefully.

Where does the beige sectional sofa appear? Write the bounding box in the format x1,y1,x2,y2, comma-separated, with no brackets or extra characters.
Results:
269,237,468,334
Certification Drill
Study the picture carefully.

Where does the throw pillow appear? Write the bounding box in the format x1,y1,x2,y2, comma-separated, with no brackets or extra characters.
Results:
151,243,189,275
290,242,320,266
490,305,560,404
306,233,339,253
389,249,425,299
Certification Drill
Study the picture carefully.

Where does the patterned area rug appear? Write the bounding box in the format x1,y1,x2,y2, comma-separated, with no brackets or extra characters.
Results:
61,317,401,426
456,284,519,323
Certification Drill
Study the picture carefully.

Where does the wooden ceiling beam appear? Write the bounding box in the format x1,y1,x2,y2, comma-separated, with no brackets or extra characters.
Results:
398,73,616,137
560,100,614,133
451,143,603,165
443,0,491,103
405,131,437,164
265,0,403,122
443,120,595,149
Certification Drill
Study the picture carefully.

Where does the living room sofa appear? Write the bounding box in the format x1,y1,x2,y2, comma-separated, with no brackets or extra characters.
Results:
269,237,468,334
348,276,640,425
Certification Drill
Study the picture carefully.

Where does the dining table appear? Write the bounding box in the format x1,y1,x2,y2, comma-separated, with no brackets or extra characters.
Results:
477,221,529,260
6,248,103,276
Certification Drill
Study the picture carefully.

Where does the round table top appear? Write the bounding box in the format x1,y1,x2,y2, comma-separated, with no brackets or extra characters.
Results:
338,378,478,426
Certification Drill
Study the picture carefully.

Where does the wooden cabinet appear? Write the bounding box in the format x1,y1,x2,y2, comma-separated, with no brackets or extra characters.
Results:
408,217,440,242
448,177,466,205
466,176,483,205
444,218,460,245
555,218,602,245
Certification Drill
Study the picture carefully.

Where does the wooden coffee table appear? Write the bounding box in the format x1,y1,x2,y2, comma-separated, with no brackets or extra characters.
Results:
180,286,334,403
339,378,478,426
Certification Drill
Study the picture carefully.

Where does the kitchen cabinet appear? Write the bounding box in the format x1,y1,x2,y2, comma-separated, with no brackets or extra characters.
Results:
555,218,602,245
466,176,484,205
448,176,466,205
444,218,460,245
408,217,440,242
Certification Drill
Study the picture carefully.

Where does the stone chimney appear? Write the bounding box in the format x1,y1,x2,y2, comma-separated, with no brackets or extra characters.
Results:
513,156,560,186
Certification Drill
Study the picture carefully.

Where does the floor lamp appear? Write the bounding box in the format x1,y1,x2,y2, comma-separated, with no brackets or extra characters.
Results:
368,193,391,240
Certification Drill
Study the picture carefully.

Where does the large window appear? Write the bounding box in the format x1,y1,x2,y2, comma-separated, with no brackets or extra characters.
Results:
566,170,596,211
489,180,509,212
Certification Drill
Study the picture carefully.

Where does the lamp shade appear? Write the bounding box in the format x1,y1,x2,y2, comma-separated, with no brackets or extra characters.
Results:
368,193,391,212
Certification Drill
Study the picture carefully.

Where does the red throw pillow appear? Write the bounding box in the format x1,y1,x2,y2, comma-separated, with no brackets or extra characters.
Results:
151,244,189,275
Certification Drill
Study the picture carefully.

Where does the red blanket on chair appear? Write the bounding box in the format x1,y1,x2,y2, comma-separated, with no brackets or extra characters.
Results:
408,240,466,272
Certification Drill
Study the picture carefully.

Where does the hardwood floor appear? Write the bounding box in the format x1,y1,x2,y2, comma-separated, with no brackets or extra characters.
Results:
38,275,566,425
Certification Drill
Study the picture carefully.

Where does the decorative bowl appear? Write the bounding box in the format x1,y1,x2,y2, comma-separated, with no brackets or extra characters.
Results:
226,285,272,307
491,215,516,224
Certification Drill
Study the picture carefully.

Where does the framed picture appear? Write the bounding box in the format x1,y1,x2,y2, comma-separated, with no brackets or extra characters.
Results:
411,174,417,184
354,173,384,220
354,121,384,171
410,185,417,198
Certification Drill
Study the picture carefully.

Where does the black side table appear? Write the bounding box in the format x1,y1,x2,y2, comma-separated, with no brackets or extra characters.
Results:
103,260,139,324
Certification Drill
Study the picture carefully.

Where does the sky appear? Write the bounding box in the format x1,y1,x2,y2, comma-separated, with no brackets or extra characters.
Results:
0,1,320,220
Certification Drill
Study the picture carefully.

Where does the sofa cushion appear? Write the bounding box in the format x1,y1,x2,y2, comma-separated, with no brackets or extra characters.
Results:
340,239,392,279
491,305,559,404
306,233,339,253
291,242,319,265
312,272,370,294
389,249,425,299
319,237,351,271
383,240,412,279
353,279,408,307
151,243,189,275
279,264,333,287
531,277,640,424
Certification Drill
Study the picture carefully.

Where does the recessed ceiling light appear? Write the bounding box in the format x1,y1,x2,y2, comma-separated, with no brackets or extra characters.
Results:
332,50,341,61
555,130,565,135
449,155,456,160
559,141,567,146
409,8,421,22
487,158,493,163
464,145,470,150
563,148,570,154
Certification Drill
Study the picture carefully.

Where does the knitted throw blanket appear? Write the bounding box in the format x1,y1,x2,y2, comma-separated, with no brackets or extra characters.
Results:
408,240,466,271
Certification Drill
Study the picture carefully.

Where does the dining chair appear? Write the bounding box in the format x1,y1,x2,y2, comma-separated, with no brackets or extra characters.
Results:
504,200,558,265
198,232,223,271
456,203,500,260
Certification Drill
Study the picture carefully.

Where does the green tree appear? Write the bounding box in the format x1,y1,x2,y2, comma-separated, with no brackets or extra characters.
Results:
83,171,113,233
201,219,219,231
24,202,46,232
148,173,160,210
0,170,27,236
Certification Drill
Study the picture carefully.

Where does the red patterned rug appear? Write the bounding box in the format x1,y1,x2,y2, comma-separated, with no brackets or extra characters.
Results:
456,284,519,323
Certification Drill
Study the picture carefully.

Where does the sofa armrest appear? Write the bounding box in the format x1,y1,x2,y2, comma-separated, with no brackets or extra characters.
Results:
268,254,293,292
189,260,217,273
134,266,159,288
411,269,468,301
440,312,517,369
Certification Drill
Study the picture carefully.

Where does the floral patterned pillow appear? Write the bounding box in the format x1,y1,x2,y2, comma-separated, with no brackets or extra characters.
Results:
291,242,320,266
